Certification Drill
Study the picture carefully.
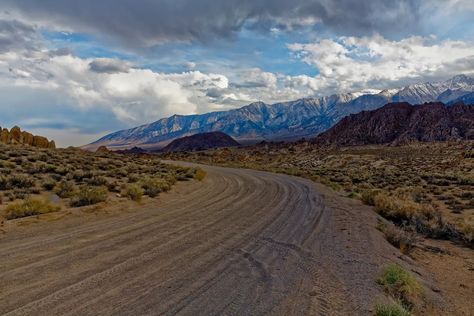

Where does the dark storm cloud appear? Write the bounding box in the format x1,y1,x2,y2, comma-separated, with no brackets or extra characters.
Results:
2,0,422,47
0,19,38,52
89,58,131,74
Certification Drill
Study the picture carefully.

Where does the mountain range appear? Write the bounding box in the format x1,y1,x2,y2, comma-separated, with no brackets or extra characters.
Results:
86,74,474,150
313,102,474,146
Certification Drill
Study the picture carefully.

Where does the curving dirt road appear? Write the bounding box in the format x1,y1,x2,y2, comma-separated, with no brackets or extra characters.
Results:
0,163,402,315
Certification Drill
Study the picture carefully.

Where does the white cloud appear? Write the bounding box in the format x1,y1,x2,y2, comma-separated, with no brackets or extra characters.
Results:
1,46,233,124
288,34,474,94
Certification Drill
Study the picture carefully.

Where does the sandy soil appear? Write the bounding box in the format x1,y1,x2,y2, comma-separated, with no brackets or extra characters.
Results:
0,163,443,315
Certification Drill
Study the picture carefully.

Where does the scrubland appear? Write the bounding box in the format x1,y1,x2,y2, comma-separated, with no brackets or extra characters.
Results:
0,144,202,221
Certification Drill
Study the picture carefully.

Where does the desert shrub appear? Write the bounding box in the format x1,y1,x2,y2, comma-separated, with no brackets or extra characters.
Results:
55,181,77,198
41,178,56,191
361,189,384,206
0,176,10,190
165,175,177,185
70,185,108,207
122,184,144,201
88,176,108,186
373,194,435,224
8,174,35,189
5,198,60,220
459,220,474,243
127,173,140,183
72,170,94,181
375,302,410,316
54,166,70,175
7,189,30,201
194,168,207,181
412,211,459,240
382,224,417,254
106,181,120,193
139,177,170,197
378,264,422,308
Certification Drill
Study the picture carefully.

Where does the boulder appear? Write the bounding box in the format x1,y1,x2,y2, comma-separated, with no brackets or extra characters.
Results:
9,126,22,144
0,128,9,144
21,131,34,146
32,135,50,148
48,140,56,149
96,145,110,153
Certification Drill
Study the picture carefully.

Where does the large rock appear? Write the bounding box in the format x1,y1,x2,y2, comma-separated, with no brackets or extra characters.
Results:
96,145,109,153
32,135,50,148
21,131,34,146
0,125,56,149
0,128,9,143
9,126,21,144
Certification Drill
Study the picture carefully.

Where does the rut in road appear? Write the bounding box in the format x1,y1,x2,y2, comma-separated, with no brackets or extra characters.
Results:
0,163,396,315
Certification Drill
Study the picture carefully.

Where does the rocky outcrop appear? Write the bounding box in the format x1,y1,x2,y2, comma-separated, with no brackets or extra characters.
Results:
0,126,56,149
313,102,474,146
161,132,240,152
21,131,34,146
96,145,110,153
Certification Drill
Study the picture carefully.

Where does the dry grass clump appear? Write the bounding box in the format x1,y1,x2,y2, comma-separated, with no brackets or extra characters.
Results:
375,302,411,316
122,184,144,201
378,263,422,310
379,223,418,254
5,198,60,220
459,219,474,243
194,168,207,181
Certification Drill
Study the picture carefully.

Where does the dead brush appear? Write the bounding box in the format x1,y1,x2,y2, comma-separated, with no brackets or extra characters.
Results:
381,223,418,254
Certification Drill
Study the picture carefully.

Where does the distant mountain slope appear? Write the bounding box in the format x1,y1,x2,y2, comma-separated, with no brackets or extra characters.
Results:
86,74,474,150
313,102,474,146
161,132,240,152
0,125,56,149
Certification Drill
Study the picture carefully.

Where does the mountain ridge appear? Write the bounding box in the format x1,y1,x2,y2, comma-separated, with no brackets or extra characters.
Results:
85,74,474,150
313,102,474,146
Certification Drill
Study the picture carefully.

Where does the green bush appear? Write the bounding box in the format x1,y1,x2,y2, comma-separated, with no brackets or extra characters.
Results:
375,302,411,316
70,185,108,207
5,198,60,219
378,264,422,307
122,184,144,201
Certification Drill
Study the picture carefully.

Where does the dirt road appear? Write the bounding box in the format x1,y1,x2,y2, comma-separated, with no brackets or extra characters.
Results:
0,163,405,315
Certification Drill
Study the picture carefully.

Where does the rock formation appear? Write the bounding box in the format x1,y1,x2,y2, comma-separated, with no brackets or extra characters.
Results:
0,126,56,149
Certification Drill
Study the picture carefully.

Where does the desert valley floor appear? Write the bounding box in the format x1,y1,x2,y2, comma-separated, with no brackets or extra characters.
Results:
0,162,435,316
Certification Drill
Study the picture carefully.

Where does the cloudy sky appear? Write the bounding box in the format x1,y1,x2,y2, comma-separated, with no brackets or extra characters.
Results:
0,0,473,146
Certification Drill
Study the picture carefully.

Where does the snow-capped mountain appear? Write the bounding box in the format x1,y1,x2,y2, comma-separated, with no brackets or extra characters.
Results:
86,74,474,150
